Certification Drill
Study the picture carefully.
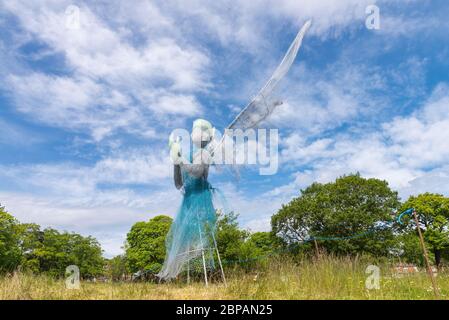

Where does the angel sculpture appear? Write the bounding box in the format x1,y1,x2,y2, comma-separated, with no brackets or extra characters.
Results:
157,20,312,284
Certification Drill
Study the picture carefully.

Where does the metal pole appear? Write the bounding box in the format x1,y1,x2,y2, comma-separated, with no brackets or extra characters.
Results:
197,214,208,287
212,232,227,287
187,261,190,285
413,210,440,299
313,239,320,259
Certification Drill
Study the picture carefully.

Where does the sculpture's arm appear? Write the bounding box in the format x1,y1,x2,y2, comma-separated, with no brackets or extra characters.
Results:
203,164,209,180
174,165,183,189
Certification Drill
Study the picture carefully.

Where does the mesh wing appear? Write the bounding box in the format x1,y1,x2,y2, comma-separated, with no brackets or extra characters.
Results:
228,20,311,131
207,20,311,160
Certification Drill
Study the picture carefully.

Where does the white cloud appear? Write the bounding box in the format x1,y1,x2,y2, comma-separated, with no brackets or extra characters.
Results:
268,56,429,139
379,13,448,38
2,0,434,142
384,84,449,169
281,134,333,164
6,73,136,141
399,166,449,199
2,0,210,140
277,83,449,203
2,149,171,191
94,151,171,185
158,0,379,49
212,182,285,232
3,1,209,88
152,94,202,115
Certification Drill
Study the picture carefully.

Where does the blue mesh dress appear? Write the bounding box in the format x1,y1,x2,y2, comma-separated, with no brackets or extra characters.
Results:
157,160,217,280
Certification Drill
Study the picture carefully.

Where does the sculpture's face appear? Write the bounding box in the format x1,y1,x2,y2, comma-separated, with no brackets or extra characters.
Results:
191,119,213,149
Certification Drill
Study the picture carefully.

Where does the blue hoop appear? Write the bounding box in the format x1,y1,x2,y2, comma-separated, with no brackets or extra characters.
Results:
397,208,414,225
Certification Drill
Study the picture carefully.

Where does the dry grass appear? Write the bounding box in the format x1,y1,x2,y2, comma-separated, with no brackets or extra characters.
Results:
1,256,448,300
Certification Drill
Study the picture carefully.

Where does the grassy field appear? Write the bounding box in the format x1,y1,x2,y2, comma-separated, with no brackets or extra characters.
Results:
1,256,447,300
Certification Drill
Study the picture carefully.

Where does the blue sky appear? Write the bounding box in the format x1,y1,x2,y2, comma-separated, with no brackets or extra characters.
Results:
1,0,449,257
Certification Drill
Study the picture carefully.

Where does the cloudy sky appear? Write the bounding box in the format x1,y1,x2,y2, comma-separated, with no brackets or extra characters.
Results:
1,0,449,257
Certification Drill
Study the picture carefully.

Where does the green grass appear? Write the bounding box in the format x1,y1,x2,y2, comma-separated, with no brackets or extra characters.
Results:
1,256,447,300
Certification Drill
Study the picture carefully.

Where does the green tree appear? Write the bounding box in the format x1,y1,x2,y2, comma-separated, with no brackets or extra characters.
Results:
70,233,104,278
390,231,423,265
272,174,400,256
0,205,22,272
17,223,44,273
33,228,71,276
19,226,104,278
215,211,249,263
106,255,128,281
215,212,276,268
401,193,449,268
0,206,104,277
248,232,277,255
125,215,172,273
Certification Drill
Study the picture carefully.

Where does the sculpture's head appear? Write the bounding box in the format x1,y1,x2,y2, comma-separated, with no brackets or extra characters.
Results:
191,118,214,149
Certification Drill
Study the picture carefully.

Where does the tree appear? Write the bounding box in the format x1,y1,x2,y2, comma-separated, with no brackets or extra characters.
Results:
0,205,22,272
401,193,449,268
17,223,44,273
215,211,250,263
18,225,104,278
124,212,268,275
32,228,72,276
106,255,128,281
0,206,104,277
215,212,276,268
390,231,424,265
248,232,278,255
272,174,400,256
70,233,105,278
125,215,173,273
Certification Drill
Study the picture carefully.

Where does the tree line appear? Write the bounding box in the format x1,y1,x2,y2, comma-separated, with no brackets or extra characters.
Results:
0,207,104,277
121,174,449,279
2,174,449,280
273,174,449,268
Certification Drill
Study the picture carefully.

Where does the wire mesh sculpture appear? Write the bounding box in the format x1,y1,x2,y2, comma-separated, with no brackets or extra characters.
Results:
157,20,312,285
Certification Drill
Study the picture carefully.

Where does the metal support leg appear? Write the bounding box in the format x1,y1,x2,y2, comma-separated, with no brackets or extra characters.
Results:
212,232,227,286
187,261,190,285
197,214,208,287
413,211,439,299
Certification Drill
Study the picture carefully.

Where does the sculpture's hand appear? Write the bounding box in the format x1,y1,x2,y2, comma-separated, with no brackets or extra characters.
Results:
168,133,184,165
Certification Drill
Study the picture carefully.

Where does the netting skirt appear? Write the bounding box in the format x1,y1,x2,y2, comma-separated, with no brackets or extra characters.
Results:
157,186,218,280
